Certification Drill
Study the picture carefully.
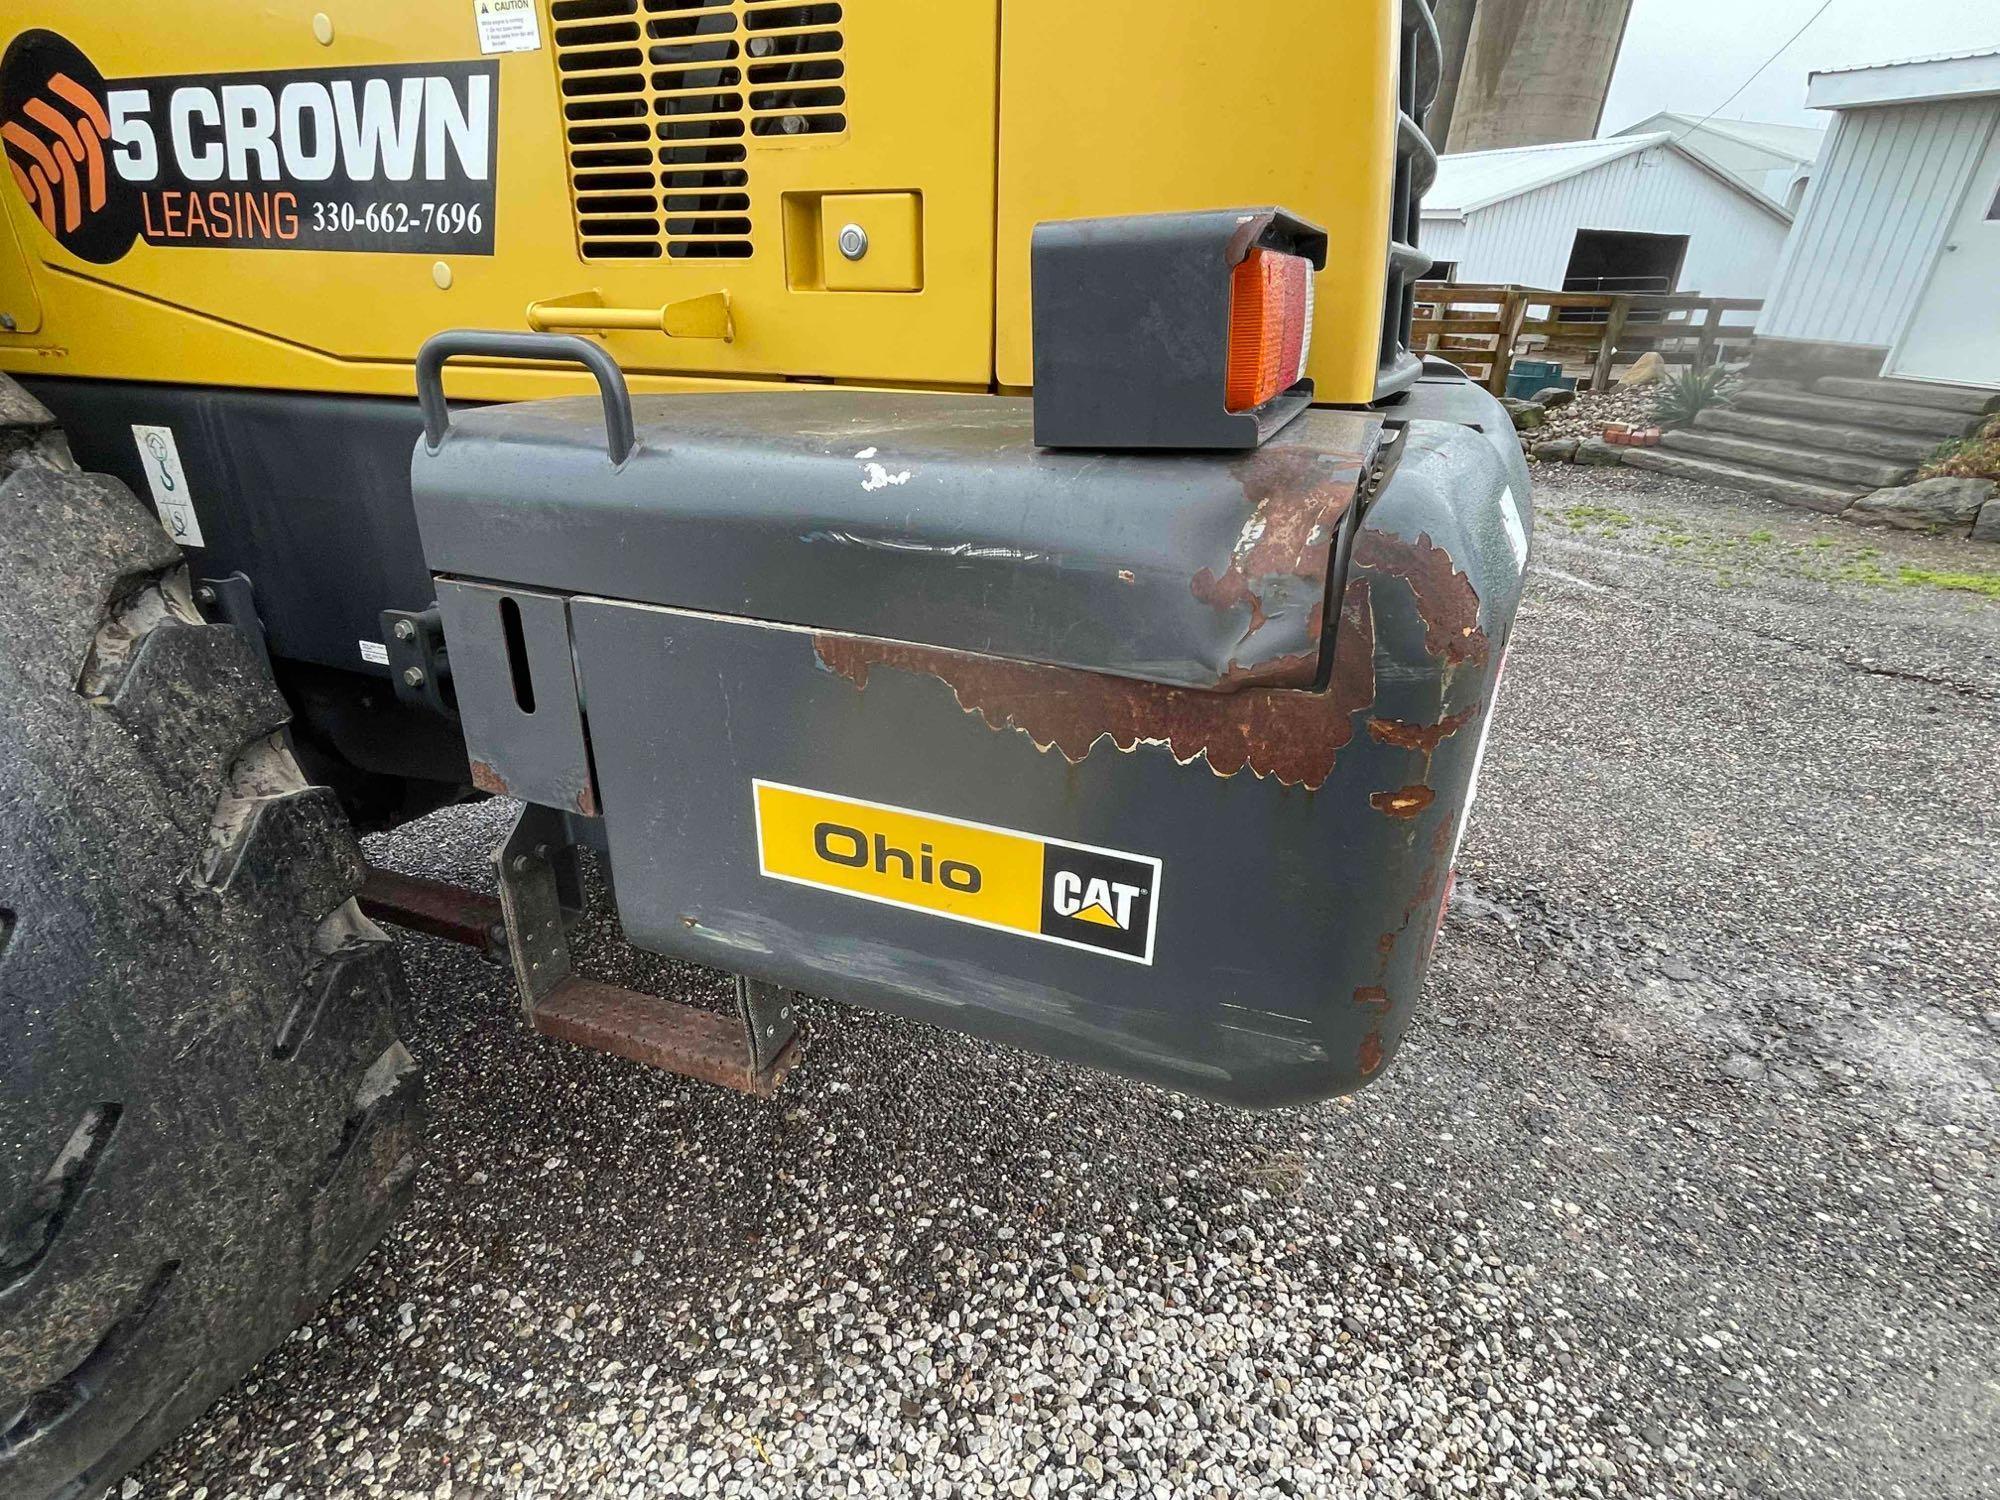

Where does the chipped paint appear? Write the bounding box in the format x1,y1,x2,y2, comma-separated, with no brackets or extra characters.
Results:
1188,446,1363,681
470,757,594,815
861,461,913,492
1357,1030,1385,1076
1370,785,1436,818
811,577,1377,791
802,531,1048,563
1351,529,1489,668
1367,705,1480,753
1353,985,1390,1008
468,759,510,797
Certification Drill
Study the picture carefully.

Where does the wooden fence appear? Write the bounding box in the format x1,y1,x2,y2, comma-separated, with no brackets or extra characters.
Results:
1411,283,1764,397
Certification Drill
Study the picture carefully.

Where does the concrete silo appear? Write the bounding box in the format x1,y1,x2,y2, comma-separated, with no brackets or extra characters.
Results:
1440,0,1635,153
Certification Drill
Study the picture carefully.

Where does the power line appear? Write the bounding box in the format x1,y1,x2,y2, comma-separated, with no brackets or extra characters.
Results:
1673,0,1839,143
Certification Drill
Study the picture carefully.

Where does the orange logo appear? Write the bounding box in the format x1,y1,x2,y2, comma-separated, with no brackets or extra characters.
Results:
2,30,139,262
3,71,111,237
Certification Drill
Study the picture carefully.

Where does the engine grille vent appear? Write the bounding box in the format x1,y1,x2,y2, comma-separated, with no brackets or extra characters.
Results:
550,0,848,261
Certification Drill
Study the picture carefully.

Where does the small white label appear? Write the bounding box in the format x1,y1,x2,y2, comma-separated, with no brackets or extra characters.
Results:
359,640,391,666
131,424,203,547
474,0,542,54
1498,486,1529,575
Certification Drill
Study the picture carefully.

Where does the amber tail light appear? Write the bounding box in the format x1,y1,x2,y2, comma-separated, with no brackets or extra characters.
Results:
1226,249,1315,413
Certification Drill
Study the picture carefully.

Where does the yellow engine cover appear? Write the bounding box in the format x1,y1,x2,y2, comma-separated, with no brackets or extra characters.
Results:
0,1,1399,405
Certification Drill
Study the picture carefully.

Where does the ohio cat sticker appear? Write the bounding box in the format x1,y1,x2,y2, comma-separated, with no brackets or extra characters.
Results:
753,781,1162,964
0,29,496,261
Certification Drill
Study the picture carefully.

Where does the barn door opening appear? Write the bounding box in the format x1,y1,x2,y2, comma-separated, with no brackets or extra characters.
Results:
1562,230,1690,294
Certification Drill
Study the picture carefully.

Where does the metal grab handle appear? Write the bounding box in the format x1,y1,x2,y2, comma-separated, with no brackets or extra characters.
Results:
415,330,636,466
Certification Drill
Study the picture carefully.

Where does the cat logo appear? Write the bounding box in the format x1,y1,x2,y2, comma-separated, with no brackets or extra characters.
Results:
754,781,1161,963
1051,872,1145,930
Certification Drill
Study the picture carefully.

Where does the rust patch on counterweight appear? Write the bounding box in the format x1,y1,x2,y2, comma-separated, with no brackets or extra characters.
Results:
813,577,1378,791
1189,445,1365,687
468,758,597,816
468,759,510,797
1370,785,1436,819
1367,705,1479,753
1351,529,1489,668
1357,1030,1386,1077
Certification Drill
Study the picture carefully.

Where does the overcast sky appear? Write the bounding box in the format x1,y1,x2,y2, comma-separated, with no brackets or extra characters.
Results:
1601,0,2000,134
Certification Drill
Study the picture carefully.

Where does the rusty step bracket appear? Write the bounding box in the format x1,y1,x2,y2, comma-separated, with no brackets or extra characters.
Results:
360,869,506,953
358,805,798,1097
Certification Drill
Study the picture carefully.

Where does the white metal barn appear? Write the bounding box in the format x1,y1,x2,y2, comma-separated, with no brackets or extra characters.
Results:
1419,133,1794,298
1757,50,2000,391
1612,113,1825,212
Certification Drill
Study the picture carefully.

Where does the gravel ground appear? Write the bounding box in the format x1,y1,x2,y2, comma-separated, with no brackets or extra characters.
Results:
125,467,1997,1500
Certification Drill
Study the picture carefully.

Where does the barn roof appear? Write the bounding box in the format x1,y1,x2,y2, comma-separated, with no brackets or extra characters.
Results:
1639,114,1826,164
1807,48,2000,110
1422,133,1793,224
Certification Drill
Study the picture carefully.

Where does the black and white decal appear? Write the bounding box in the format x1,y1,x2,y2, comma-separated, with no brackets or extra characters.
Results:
1,30,498,261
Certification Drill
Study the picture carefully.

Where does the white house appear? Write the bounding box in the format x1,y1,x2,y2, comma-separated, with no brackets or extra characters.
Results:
1420,133,1794,299
1612,113,1825,212
1756,49,2000,391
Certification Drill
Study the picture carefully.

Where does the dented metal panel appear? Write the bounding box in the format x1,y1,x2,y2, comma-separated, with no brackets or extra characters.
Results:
558,391,1528,1105
409,361,1529,1103
411,391,1380,693
806,572,1376,791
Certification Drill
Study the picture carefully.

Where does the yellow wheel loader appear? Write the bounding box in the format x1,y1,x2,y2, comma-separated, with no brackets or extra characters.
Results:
0,3,1530,1491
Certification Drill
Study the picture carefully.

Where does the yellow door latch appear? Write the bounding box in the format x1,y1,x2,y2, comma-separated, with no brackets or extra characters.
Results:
526,291,734,341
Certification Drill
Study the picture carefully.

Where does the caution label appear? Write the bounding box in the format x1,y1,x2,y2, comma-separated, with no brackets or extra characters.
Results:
474,0,543,56
753,781,1161,964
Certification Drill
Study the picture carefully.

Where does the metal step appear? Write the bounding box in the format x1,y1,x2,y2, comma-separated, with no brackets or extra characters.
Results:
358,810,802,1097
1618,447,1865,513
1661,429,1914,489
1732,385,1980,441
1693,406,1938,463
1812,375,1999,417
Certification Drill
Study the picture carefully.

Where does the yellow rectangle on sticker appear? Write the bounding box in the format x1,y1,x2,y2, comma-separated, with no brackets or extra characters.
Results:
755,781,1044,933
751,780,1163,963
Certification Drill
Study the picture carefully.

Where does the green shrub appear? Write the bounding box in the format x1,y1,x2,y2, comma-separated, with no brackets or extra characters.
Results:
1653,365,1738,426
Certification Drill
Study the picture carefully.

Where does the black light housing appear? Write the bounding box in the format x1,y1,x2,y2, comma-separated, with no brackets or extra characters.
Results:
1030,207,1329,450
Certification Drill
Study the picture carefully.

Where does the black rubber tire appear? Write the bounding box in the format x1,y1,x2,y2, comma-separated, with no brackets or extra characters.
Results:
0,378,423,1499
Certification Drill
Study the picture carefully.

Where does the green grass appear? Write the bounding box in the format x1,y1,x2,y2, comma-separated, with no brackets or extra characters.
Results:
1558,503,1634,531
1825,556,1894,587
1897,566,2000,600
1544,500,1999,602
